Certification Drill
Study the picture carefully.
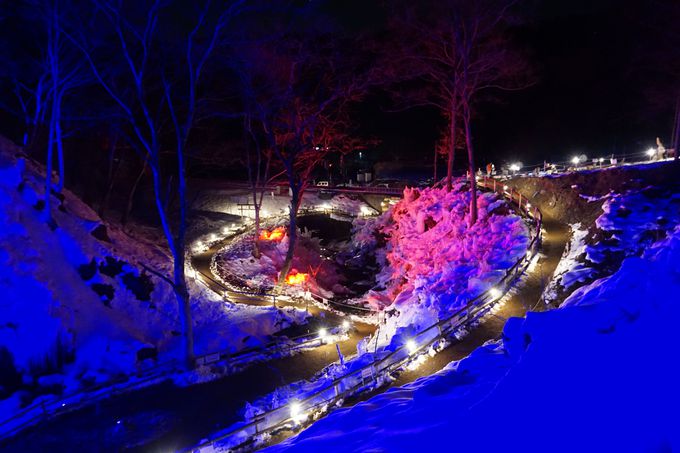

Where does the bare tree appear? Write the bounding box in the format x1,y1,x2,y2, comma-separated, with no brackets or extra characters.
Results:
228,11,381,284
66,0,245,369
391,0,532,224
0,0,88,225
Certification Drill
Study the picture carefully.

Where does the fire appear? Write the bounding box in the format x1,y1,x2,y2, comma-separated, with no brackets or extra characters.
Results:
285,271,309,285
259,227,286,241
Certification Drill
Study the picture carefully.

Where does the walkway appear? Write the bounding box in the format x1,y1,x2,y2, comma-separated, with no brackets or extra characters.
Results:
1,231,375,453
264,215,570,449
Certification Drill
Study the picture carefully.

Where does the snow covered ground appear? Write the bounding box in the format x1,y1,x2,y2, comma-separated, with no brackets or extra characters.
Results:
0,147,309,417
198,184,532,449
192,189,378,220
211,226,340,298
264,216,680,453
348,184,529,347
544,186,680,305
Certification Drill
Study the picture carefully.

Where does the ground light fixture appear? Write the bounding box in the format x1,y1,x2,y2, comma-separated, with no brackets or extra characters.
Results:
360,206,373,216
406,339,418,354
289,401,306,424
489,287,501,299
318,328,328,340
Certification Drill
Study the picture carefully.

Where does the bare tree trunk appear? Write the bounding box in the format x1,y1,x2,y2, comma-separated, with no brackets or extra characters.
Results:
54,91,65,193
174,139,195,369
446,101,457,192
433,143,438,182
278,183,299,285
245,118,262,258
44,95,56,226
121,159,147,226
99,136,119,218
463,103,477,226
172,256,194,369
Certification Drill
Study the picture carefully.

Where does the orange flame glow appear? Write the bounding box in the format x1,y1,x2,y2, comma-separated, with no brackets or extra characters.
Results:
259,227,286,241
285,272,309,286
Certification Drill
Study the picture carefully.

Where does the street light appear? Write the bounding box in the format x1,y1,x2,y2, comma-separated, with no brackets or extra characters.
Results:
571,156,580,166
509,163,520,172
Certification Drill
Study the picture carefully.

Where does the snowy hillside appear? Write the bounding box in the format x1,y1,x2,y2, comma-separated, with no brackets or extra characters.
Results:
0,145,307,413
545,187,680,305
350,184,529,345
203,184,532,446
264,187,680,453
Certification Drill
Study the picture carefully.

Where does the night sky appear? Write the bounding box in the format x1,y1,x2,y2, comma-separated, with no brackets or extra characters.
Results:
356,0,675,170
0,0,675,173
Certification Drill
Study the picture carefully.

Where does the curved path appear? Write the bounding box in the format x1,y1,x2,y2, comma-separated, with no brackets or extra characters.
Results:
263,214,571,449
1,226,375,453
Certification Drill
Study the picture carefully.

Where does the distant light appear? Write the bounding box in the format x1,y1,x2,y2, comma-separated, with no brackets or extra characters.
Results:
342,320,350,330
315,146,320,150
406,339,417,354
509,163,520,172
116,420,121,425
489,287,501,299
231,223,236,228
526,202,531,208
319,328,328,339
598,157,604,163
261,209,269,217
359,151,363,159
319,203,331,210
360,206,373,216
646,148,655,157
222,226,229,234
209,233,217,241
61,403,66,407
571,156,580,165
503,185,509,191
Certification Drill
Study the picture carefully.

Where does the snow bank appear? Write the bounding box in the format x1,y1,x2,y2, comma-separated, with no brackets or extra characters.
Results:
211,226,339,298
192,189,377,220
0,148,309,414
264,225,680,453
544,187,680,306
352,184,529,347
